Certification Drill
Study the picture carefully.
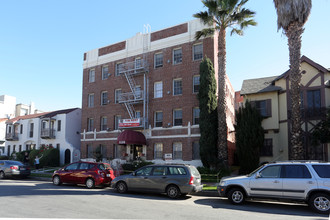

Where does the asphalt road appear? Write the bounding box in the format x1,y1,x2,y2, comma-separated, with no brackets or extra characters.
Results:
0,179,328,220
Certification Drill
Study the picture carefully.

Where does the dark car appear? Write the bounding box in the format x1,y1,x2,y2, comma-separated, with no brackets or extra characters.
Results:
0,160,31,179
111,164,203,198
52,161,116,189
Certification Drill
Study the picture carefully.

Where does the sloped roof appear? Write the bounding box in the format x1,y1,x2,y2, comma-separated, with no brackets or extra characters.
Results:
240,76,282,95
40,108,79,118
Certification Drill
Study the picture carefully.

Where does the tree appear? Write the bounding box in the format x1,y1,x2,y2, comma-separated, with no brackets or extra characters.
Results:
197,57,218,169
194,0,256,165
235,101,264,174
273,0,312,160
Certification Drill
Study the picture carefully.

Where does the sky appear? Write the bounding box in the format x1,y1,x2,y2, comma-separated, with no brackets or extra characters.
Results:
1,0,329,112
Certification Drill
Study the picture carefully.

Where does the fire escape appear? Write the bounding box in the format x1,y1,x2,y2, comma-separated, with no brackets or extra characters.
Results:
117,25,150,129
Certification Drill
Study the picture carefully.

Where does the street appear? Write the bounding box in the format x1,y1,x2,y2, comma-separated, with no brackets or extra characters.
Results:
0,179,328,220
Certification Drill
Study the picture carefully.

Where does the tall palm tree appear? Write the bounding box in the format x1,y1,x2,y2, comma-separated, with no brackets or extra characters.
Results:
273,0,312,160
194,0,256,165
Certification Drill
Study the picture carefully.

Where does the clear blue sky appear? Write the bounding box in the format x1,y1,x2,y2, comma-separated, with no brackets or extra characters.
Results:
1,0,329,112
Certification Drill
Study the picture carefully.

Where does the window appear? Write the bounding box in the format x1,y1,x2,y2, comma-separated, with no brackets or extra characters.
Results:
135,111,141,119
312,165,330,178
283,165,311,178
135,58,142,69
168,167,187,175
154,143,163,159
29,123,34,138
307,90,321,116
193,107,200,125
87,145,93,158
79,163,90,170
154,81,163,98
116,63,124,76
193,43,203,60
57,120,61,131
100,117,107,131
155,111,163,127
99,144,107,157
153,166,167,176
260,138,273,156
173,79,182,95
193,75,200,93
192,141,200,160
20,124,23,134
87,118,94,132
154,53,163,68
65,163,79,170
88,94,94,108
173,142,182,159
173,109,182,126
102,66,109,80
115,89,122,103
259,165,281,178
173,48,182,64
114,115,121,130
136,166,153,176
251,99,272,117
101,91,108,105
135,86,142,99
89,69,95,83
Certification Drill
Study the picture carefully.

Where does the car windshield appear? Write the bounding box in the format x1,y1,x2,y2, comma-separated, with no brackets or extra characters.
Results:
247,164,266,177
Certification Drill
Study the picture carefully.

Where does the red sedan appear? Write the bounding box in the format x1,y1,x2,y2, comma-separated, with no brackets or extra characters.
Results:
52,161,116,189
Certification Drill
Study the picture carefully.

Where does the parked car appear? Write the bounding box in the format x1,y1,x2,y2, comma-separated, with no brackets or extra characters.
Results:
0,160,31,179
217,161,330,214
111,164,203,198
52,161,116,189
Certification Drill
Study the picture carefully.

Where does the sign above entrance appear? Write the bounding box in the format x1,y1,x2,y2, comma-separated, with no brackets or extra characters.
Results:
119,118,141,128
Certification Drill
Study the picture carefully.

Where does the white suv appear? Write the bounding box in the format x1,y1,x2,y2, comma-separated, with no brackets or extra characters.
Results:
217,161,330,214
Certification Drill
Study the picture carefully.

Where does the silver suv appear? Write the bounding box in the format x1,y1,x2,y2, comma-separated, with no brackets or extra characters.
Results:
217,161,330,214
111,164,202,198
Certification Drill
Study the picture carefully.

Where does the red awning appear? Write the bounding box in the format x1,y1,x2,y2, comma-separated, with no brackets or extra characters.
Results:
117,130,146,145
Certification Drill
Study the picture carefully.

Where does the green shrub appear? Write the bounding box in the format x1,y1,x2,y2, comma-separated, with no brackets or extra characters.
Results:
0,156,9,160
29,146,59,168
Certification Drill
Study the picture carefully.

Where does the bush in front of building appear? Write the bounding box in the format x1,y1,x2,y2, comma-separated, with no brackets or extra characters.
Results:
0,156,9,160
28,146,60,168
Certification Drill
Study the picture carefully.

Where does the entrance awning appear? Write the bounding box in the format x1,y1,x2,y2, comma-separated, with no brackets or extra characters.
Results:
117,130,146,145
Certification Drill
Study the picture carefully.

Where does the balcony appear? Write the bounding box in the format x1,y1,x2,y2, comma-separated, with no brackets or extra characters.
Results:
5,133,19,141
41,128,56,139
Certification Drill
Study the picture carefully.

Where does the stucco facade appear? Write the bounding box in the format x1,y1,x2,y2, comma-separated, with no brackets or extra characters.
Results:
241,56,330,163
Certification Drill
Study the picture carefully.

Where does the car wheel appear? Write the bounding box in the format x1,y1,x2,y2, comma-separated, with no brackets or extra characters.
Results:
52,175,62,186
86,178,95,189
0,171,5,179
166,185,180,199
228,188,245,204
309,193,330,214
116,181,127,193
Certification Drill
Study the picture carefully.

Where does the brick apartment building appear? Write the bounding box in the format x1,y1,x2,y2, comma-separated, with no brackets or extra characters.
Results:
81,19,235,167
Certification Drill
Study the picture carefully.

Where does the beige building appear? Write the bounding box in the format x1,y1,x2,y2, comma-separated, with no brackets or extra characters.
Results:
241,56,330,163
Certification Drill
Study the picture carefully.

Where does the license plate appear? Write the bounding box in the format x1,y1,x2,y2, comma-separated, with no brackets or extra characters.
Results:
106,174,110,177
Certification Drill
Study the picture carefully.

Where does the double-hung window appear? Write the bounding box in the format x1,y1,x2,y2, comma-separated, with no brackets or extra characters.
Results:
116,63,124,76
154,81,163,98
155,111,163,127
173,109,182,126
87,118,94,132
154,143,163,159
89,69,95,83
173,48,182,64
193,43,203,60
193,107,200,125
193,75,200,93
102,66,109,80
88,94,94,107
114,115,121,130
173,79,182,95
115,89,122,103
100,117,107,131
173,142,182,159
154,53,163,68
101,91,108,105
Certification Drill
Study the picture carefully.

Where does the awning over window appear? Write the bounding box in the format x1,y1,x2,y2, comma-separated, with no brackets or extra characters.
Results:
117,130,146,145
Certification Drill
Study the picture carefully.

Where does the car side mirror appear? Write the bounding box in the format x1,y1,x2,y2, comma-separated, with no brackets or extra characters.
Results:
132,172,136,176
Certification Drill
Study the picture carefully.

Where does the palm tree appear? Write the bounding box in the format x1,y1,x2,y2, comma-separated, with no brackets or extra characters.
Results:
273,0,312,160
194,0,256,165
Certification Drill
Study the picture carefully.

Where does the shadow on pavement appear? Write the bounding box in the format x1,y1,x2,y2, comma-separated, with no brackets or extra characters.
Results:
194,197,328,219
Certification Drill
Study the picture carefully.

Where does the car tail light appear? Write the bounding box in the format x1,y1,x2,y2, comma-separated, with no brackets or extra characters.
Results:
10,166,19,170
189,176,194,185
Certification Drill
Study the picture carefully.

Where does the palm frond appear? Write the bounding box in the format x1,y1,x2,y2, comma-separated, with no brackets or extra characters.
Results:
195,28,216,40
230,28,243,36
193,11,214,26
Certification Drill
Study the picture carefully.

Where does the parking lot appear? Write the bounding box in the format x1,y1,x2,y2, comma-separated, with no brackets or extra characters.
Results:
0,179,328,219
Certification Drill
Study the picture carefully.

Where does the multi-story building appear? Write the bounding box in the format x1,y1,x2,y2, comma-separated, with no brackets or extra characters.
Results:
240,56,330,162
4,108,81,165
81,19,235,167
